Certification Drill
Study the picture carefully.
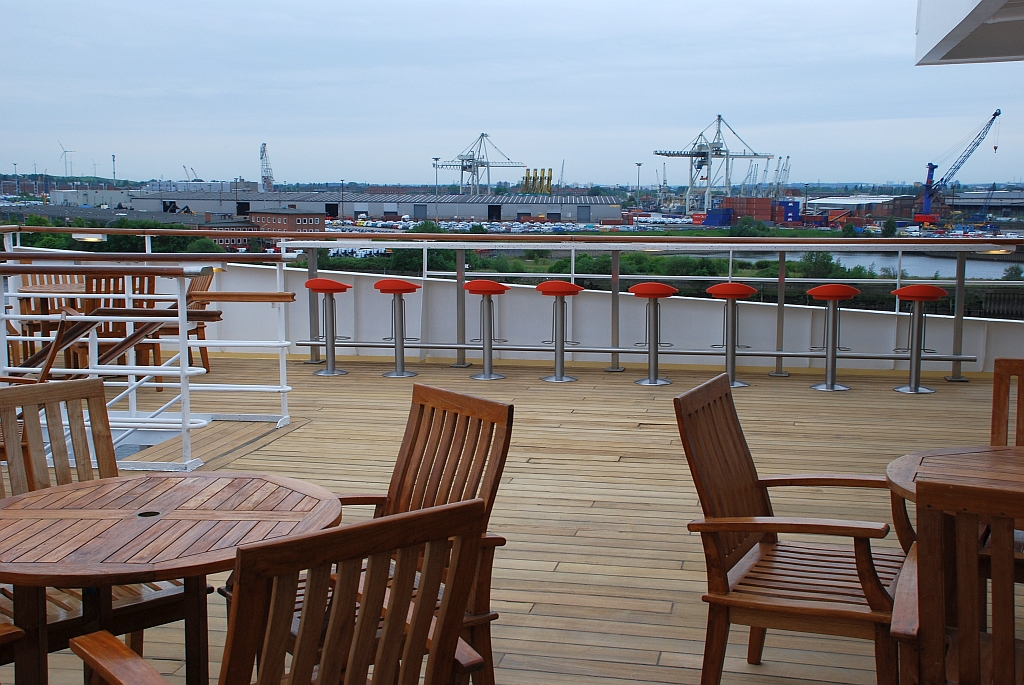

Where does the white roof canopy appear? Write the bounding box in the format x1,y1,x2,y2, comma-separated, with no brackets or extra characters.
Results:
916,0,1024,64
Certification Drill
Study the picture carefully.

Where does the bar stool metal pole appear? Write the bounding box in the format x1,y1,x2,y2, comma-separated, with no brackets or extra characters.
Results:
316,292,346,376
807,284,859,392
537,280,583,383
707,282,756,388
375,279,421,378
893,284,947,394
466,279,509,381
629,282,678,387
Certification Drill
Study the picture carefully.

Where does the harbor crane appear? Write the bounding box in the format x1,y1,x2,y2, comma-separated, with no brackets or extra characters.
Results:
655,115,773,214
260,143,275,193
919,109,1000,221
435,133,525,195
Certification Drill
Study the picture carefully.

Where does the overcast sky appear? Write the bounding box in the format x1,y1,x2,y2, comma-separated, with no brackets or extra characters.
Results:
1,1,1020,187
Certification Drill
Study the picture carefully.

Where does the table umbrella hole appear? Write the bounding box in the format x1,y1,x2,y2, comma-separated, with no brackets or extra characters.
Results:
137,511,161,517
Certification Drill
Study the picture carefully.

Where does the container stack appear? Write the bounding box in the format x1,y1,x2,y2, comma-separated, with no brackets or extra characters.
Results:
702,208,733,226
720,197,772,223
773,200,801,223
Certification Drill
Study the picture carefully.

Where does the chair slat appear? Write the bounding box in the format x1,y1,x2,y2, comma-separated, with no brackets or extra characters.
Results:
346,551,393,685
1,406,30,496
317,558,361,685
288,562,332,685
65,399,94,482
462,421,495,503
991,358,1024,447
399,537,448,685
255,572,299,685
434,414,470,507
449,417,482,504
990,517,1016,684
372,545,419,685
43,402,73,486
85,394,118,479
955,512,981,684
410,410,447,511
20,404,51,491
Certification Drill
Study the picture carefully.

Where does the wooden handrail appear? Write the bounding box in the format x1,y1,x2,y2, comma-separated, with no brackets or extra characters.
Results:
0,265,213,277
0,251,297,263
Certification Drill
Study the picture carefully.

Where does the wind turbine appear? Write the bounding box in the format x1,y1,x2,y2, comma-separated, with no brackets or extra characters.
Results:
58,141,75,178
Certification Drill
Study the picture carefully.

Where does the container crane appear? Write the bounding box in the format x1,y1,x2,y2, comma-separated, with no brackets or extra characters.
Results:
917,109,1000,223
435,133,525,195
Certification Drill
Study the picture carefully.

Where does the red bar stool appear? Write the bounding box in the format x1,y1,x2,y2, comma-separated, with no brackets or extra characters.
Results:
464,279,510,380
707,282,758,388
892,284,948,394
536,280,584,382
628,282,678,386
374,278,421,378
807,284,860,391
305,278,352,377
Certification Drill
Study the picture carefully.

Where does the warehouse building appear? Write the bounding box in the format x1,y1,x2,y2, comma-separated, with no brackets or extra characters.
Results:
805,195,915,218
126,191,621,223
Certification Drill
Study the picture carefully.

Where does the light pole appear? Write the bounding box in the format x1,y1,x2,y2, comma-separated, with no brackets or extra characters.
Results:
12,164,17,195
340,179,345,221
635,162,642,209
432,157,440,196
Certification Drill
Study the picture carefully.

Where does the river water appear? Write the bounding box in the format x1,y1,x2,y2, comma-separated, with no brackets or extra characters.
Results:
732,252,1017,280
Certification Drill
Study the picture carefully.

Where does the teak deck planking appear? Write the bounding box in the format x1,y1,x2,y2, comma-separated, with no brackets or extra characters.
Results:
1,357,1019,685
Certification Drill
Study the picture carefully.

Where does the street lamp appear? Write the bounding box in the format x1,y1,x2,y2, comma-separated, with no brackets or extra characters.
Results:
635,162,642,209
12,164,17,195
340,179,345,221
432,158,440,197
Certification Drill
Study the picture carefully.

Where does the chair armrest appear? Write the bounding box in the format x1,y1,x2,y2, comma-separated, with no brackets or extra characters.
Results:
481,533,506,548
70,630,169,685
890,544,919,641
758,474,889,489
336,493,388,507
0,376,38,385
688,516,890,539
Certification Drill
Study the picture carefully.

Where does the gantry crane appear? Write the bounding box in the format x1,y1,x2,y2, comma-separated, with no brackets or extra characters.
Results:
260,143,275,193
435,133,525,195
918,109,1000,221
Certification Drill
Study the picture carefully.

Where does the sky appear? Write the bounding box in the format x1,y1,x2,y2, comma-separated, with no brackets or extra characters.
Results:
1,1,1021,187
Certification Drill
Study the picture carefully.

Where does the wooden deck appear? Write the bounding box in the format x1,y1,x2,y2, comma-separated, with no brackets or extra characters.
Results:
7,357,1015,685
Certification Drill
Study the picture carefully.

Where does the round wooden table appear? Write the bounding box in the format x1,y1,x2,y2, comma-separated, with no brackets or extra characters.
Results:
0,472,342,685
887,445,1024,501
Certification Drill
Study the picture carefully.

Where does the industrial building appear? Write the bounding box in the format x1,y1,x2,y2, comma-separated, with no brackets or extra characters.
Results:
949,189,1024,218
805,194,915,218
126,191,621,223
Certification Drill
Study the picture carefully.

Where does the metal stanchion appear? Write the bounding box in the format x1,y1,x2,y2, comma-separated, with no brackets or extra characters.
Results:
472,293,504,381
769,251,789,377
314,293,346,376
305,248,323,364
606,250,624,372
946,251,968,382
895,300,931,394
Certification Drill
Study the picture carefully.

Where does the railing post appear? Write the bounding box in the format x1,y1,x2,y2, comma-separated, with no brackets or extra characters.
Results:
177,276,192,463
570,246,576,284
946,251,968,382
769,251,789,377
452,249,470,368
276,262,289,422
304,248,322,364
606,250,624,372
144,235,152,254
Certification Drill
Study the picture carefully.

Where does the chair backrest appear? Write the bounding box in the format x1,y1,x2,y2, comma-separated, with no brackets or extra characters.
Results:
187,273,214,311
992,358,1024,447
131,275,158,310
916,479,1023,684
384,384,513,522
0,378,117,497
220,499,486,685
85,275,127,336
673,374,774,576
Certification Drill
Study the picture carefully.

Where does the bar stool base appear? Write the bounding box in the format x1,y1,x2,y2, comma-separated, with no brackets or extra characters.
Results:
894,385,935,394
314,368,348,376
768,371,790,377
304,359,326,365
542,375,577,383
730,380,749,388
383,370,417,378
450,362,472,368
944,375,969,383
604,366,626,372
811,383,850,392
635,378,671,386
471,372,505,381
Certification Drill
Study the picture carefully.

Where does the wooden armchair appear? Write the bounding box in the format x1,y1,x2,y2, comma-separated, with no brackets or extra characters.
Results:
992,358,1023,447
70,499,487,685
891,480,1024,683
0,379,197,663
219,382,513,685
674,374,906,685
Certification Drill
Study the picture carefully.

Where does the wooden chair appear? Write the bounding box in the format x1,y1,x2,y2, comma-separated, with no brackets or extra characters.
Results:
219,382,513,685
152,273,214,373
68,276,161,372
70,499,487,685
0,379,194,661
992,358,1024,447
674,374,906,685
891,480,1024,684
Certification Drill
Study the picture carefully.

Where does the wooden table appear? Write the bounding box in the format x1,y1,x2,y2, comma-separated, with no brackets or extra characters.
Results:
887,445,1024,501
0,472,342,685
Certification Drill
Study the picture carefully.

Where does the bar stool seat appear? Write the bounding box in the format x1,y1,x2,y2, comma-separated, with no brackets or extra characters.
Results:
536,280,583,382
465,280,509,380
707,283,757,387
305,278,353,377
375,279,421,295
628,282,678,386
893,284,948,394
374,279,421,378
306,278,351,294
807,284,860,391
